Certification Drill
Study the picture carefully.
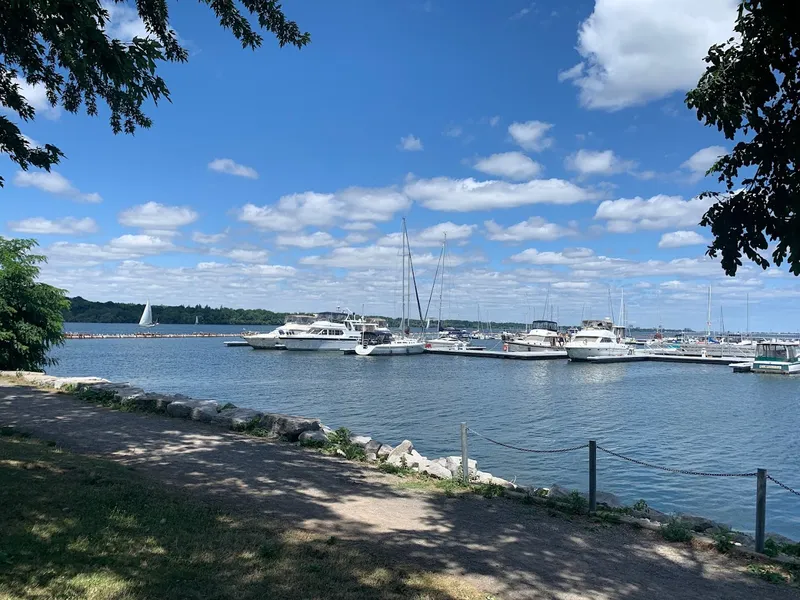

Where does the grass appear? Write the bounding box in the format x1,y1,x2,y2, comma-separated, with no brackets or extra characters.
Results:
748,564,788,584
0,433,488,600
660,517,693,543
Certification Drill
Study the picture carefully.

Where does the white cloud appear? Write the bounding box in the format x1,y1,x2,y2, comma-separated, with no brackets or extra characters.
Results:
511,2,535,19
404,176,597,212
238,187,410,232
552,281,591,290
344,233,369,244
565,149,635,176
562,0,738,110
12,78,60,119
488,116,500,127
399,134,423,151
9,217,97,235
473,152,542,180
444,125,463,138
658,230,710,248
119,202,198,229
109,234,175,253
342,221,376,231
300,245,477,269
681,145,727,181
192,231,227,244
594,194,714,232
484,217,577,242
508,120,554,152
13,171,102,203
103,2,148,41
45,234,175,266
377,222,476,248
217,248,270,263
208,158,259,179
276,231,340,249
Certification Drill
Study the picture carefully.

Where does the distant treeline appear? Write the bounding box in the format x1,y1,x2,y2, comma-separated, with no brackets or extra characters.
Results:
62,296,530,329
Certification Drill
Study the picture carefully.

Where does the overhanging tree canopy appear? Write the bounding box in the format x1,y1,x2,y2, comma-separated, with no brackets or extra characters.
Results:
0,0,309,186
687,0,800,276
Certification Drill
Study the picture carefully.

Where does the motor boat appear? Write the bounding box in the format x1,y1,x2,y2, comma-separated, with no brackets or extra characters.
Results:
280,311,390,351
354,331,425,356
505,320,562,352
565,319,631,361
243,314,315,349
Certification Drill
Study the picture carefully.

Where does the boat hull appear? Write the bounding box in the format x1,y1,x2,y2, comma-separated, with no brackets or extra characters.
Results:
506,341,560,353
751,361,800,374
565,345,630,361
244,334,280,349
282,337,358,351
354,342,425,356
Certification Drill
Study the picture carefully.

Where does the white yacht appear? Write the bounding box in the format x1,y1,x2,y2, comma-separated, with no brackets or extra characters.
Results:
243,314,316,349
751,341,800,374
280,312,389,351
565,319,631,361
355,331,425,356
505,320,561,352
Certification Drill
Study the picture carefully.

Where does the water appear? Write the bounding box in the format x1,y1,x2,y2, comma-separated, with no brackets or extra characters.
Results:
49,323,800,538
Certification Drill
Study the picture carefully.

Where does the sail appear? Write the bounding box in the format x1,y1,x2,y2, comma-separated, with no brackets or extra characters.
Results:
195,316,199,325
139,300,153,327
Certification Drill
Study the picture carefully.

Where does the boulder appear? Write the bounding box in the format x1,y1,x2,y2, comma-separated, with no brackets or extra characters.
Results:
488,477,516,489
422,461,452,479
407,450,428,470
364,439,382,454
473,470,494,484
166,399,219,420
444,456,477,477
258,413,320,441
377,444,393,459
365,452,378,462
216,407,264,430
299,429,329,444
52,376,107,390
677,514,718,533
349,435,372,448
386,440,414,466
595,491,622,509
546,484,571,499
321,424,334,435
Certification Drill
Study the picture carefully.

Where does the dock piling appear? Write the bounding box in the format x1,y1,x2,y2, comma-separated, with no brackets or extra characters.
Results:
589,440,597,512
755,468,767,553
460,422,469,485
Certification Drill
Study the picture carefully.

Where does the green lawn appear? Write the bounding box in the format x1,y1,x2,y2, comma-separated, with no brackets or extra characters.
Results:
0,431,486,600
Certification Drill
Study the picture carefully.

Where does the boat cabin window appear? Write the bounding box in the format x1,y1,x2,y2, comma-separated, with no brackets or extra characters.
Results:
757,344,794,360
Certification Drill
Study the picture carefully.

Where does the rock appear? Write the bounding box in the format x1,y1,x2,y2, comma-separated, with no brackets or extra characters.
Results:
766,533,796,546
546,484,571,499
321,424,334,435
473,470,494,484
489,477,516,489
677,514,717,533
217,407,264,430
595,491,622,509
386,440,414,466
51,376,107,389
365,452,378,462
444,456,477,477
422,461,452,479
299,429,329,443
258,413,320,441
377,444,393,459
430,457,447,467
349,435,372,448
407,450,428,470
364,439,382,454
166,399,219,420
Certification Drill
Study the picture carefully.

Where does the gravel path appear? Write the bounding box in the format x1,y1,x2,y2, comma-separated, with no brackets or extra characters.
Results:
1,381,797,600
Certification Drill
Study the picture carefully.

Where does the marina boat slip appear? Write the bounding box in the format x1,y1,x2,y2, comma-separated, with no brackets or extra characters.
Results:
243,314,316,349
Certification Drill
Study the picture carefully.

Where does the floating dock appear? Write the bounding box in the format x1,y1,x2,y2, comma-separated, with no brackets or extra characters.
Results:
587,354,742,366
66,333,245,340
223,340,251,347
425,348,567,360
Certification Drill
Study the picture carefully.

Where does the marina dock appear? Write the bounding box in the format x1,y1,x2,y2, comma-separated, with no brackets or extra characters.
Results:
66,333,245,340
425,348,568,360
587,354,742,366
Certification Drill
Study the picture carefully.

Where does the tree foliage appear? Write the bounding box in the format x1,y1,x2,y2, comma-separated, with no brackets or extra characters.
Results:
0,0,309,186
687,0,800,276
0,238,69,371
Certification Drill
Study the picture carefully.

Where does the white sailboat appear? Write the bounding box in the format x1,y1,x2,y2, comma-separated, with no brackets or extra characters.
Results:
138,300,158,328
194,316,199,326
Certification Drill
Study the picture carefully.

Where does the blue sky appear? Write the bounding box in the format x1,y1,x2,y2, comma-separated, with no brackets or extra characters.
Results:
2,0,796,331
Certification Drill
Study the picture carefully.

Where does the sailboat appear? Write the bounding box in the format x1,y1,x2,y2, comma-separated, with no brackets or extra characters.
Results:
194,315,199,326
355,219,424,356
138,300,158,328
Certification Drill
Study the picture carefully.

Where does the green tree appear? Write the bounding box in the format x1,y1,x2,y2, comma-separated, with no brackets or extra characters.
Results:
686,0,800,276
1,0,309,186
0,238,70,371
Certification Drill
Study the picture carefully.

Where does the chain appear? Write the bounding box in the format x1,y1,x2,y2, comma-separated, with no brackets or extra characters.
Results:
597,445,758,477
768,475,800,497
468,428,588,454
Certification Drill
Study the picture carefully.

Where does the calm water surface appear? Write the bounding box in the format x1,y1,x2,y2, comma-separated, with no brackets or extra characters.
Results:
50,323,800,538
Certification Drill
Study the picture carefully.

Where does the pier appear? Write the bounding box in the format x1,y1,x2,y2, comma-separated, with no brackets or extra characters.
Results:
424,348,568,360
587,354,742,366
65,333,244,340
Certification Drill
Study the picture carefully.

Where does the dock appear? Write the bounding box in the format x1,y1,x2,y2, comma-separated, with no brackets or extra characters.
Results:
223,340,251,347
587,354,743,366
66,333,245,340
425,348,567,360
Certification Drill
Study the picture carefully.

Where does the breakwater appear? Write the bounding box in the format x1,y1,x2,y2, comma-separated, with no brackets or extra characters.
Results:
64,332,245,339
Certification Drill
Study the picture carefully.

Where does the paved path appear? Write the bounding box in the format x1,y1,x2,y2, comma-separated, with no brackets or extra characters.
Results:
1,381,797,600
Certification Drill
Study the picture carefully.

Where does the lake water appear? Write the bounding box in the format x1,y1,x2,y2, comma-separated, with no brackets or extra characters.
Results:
49,323,800,539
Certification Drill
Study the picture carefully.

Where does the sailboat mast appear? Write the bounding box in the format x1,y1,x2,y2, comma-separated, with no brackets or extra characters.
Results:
706,286,712,339
401,218,406,333
437,234,446,330
746,293,750,339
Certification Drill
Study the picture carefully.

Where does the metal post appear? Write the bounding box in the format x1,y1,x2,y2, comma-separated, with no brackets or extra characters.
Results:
755,468,767,553
460,422,469,485
589,440,597,512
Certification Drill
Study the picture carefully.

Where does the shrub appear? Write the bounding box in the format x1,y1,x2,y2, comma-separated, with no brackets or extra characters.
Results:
763,538,780,557
564,491,588,515
632,499,649,512
661,518,693,543
324,427,365,461
747,564,785,584
378,462,413,476
713,527,734,553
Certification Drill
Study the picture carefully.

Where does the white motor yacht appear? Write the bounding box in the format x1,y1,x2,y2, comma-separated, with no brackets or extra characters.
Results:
565,319,631,361
355,331,425,356
505,320,562,352
243,314,315,349
280,312,389,351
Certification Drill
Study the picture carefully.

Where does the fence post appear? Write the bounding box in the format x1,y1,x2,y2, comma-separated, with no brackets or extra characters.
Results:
589,440,597,512
755,468,767,553
460,422,469,485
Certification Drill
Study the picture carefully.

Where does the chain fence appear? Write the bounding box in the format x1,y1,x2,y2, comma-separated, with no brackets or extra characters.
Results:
595,445,759,478
768,475,800,497
468,428,588,454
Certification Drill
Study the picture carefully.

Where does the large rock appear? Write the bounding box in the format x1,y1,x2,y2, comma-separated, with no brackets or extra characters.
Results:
422,461,452,479
377,444,393,459
258,413,320,441
547,484,571,499
166,399,219,420
473,470,494,484
215,407,264,430
349,435,372,448
364,439,382,454
299,429,329,444
444,456,477,477
677,514,718,533
595,491,622,509
365,452,378,462
387,440,414,466
52,376,107,390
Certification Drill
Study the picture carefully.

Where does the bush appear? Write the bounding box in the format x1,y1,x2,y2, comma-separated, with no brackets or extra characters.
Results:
324,428,365,461
763,538,780,557
632,499,649,512
378,461,413,476
747,564,786,584
713,527,734,553
661,518,693,543
564,491,588,515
